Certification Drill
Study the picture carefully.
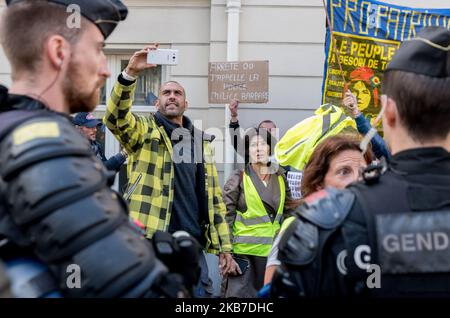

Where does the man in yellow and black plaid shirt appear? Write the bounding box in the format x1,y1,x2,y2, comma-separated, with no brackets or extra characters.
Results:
104,45,238,297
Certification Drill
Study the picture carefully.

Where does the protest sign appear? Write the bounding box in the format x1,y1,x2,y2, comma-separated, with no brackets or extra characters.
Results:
208,61,269,104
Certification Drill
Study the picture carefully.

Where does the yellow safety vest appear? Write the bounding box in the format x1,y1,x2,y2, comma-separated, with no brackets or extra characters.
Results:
274,104,356,171
232,172,286,257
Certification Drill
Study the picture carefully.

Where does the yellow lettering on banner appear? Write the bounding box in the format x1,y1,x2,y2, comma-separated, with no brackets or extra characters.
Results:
329,79,345,87
375,5,388,37
407,12,422,40
427,14,433,26
350,41,359,56
359,1,371,35
400,10,411,41
331,0,342,8
445,17,450,28
13,122,60,146
373,46,382,59
344,0,357,33
339,55,366,67
327,91,343,98
387,46,397,61
386,8,400,40
427,14,442,27
330,68,347,76
357,43,366,57
367,59,379,69
444,17,450,28
339,39,348,54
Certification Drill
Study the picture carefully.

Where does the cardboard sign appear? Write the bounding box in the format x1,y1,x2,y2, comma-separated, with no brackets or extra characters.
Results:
208,61,269,104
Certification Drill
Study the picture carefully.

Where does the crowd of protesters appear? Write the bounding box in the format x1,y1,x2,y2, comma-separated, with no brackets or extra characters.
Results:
0,0,449,300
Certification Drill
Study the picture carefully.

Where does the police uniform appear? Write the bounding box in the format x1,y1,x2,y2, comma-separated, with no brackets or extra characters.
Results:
0,0,189,298
271,27,450,298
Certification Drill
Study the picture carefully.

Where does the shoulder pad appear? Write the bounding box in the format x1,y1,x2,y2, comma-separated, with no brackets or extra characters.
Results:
278,217,318,266
296,188,355,230
0,115,91,180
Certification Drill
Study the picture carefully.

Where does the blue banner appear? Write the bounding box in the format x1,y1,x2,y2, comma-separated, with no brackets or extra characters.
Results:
322,0,450,128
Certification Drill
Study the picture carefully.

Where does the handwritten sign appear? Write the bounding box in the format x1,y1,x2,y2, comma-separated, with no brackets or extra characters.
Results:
208,61,269,104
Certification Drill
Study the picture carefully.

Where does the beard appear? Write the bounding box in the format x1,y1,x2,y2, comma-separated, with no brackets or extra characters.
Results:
161,101,185,118
63,60,104,114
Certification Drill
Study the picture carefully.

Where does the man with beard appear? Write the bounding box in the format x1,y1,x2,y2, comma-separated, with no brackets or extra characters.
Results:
104,47,237,297
0,0,193,298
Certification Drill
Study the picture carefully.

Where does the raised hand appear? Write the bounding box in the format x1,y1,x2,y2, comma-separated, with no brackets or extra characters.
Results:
229,99,239,122
125,44,159,78
343,90,361,118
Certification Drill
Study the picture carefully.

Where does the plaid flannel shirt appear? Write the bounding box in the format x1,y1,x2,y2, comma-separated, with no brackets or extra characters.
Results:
104,78,232,254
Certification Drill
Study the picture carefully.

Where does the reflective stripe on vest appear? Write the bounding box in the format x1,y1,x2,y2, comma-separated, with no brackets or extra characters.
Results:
232,171,286,257
235,214,271,226
234,236,274,245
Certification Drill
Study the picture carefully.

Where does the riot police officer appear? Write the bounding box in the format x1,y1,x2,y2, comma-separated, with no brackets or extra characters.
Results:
271,26,450,298
0,0,196,297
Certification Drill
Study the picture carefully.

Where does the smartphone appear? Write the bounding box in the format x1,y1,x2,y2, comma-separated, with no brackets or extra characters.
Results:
233,256,249,275
147,49,179,65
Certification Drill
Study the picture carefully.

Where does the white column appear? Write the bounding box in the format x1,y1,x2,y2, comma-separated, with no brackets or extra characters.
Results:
224,0,241,181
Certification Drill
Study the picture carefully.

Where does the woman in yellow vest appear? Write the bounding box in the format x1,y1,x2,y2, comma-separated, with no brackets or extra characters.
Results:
221,128,294,297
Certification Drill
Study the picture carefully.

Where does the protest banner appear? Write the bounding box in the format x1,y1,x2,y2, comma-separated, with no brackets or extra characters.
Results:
322,0,450,130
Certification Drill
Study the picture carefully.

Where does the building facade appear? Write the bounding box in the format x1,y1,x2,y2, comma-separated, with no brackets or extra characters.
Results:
1,0,448,187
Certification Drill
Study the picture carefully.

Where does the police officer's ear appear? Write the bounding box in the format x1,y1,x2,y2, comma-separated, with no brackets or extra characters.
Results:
382,95,398,129
45,34,70,70
155,98,161,111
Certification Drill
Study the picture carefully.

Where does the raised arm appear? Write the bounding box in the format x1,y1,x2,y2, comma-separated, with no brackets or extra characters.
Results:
104,45,159,155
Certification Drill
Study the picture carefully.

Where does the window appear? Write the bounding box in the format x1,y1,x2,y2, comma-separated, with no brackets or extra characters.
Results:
99,57,162,106
95,54,167,191
120,60,161,106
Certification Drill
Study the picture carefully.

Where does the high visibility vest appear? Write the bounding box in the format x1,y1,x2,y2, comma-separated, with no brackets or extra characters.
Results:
274,104,356,171
232,172,286,257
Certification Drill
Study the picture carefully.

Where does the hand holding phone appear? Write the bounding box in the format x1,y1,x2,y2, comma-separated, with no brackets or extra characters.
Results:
147,49,179,65
125,44,159,78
